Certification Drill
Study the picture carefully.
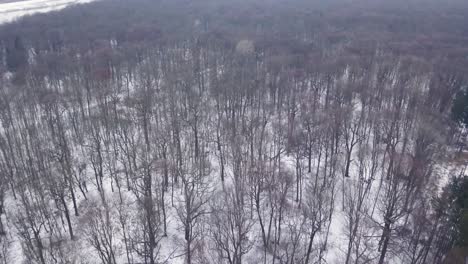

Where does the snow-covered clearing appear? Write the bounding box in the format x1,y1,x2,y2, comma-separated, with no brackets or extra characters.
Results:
0,0,96,24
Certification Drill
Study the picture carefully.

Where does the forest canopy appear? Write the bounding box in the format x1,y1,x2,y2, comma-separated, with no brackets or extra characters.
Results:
0,0,468,263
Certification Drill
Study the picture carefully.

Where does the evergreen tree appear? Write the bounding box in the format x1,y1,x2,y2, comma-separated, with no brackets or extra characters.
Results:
6,36,27,72
450,176,468,247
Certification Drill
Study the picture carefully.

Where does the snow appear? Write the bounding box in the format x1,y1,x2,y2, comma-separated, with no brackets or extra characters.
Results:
0,0,97,24
0,6,462,262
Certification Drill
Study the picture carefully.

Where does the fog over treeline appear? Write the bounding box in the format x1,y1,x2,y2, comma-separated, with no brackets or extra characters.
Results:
0,0,468,263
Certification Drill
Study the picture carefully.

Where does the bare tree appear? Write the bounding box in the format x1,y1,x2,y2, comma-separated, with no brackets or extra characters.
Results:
176,157,211,264
210,188,255,264
79,196,118,264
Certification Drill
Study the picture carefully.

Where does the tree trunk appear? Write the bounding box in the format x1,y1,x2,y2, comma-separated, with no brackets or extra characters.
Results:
61,195,74,240
305,229,317,264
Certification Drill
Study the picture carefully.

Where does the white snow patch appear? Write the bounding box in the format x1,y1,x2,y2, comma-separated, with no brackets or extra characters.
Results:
0,0,98,24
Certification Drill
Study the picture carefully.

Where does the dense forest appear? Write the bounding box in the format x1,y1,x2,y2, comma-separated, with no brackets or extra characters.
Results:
1,0,468,263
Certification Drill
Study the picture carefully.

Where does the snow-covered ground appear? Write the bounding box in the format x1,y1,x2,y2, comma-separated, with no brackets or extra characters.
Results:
0,0,97,24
